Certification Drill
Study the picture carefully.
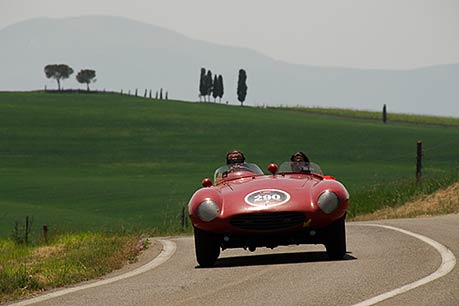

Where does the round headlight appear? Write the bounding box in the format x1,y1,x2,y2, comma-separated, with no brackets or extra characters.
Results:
317,191,339,214
196,199,220,222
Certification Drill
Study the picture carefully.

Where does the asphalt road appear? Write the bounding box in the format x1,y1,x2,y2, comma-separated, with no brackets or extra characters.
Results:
8,215,459,306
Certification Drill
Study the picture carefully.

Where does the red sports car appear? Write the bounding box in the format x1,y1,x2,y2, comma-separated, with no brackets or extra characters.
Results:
188,161,350,267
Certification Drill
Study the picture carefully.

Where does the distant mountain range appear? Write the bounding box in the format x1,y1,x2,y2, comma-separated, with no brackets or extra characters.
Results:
1,16,458,117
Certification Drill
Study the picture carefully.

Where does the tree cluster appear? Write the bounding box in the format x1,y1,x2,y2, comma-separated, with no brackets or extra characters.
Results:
155,88,168,100
199,68,224,102
44,64,97,91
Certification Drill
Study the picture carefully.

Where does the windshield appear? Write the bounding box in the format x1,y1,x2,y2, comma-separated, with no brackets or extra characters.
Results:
214,163,264,184
278,161,322,175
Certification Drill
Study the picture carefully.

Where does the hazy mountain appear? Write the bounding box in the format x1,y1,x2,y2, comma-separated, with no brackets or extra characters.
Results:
1,16,458,117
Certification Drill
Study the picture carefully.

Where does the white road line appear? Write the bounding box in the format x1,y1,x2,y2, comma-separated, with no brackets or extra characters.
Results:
9,239,176,306
352,224,457,306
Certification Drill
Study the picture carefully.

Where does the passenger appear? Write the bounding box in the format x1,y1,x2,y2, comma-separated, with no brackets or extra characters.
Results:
290,151,310,173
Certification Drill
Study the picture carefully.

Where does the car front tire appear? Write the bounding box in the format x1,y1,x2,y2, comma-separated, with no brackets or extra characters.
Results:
324,215,346,260
193,227,221,267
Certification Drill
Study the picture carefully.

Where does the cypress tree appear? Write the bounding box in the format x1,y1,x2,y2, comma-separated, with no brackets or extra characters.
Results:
199,68,207,101
218,75,224,102
237,69,248,106
160,88,163,100
212,75,219,102
206,70,213,102
383,104,387,123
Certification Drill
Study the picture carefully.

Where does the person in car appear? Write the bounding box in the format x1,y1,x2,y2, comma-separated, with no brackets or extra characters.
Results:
226,149,256,173
214,150,248,184
290,151,310,173
226,150,246,165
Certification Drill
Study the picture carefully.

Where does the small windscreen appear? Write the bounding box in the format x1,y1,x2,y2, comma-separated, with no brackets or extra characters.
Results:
278,162,322,175
214,163,264,184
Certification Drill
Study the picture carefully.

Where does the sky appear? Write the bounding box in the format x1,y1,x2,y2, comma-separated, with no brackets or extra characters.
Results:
1,0,459,69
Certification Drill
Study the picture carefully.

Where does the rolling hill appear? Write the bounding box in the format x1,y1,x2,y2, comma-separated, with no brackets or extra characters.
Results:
1,16,458,117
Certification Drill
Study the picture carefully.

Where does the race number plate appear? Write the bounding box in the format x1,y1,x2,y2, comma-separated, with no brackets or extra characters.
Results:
244,189,291,207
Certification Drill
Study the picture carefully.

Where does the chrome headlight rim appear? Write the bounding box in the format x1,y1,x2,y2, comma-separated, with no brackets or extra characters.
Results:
196,199,220,222
317,190,339,214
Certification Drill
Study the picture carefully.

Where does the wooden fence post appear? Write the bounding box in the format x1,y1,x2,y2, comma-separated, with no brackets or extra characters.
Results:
25,216,29,244
416,141,423,183
180,206,185,230
43,224,48,244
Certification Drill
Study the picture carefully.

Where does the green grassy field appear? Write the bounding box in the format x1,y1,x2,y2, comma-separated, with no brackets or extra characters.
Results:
276,106,459,127
1,92,458,237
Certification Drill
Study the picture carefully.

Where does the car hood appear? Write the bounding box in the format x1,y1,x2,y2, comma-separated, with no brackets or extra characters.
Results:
216,174,322,215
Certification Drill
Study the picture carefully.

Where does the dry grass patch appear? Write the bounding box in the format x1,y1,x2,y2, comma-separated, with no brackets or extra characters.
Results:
354,182,459,221
31,244,65,260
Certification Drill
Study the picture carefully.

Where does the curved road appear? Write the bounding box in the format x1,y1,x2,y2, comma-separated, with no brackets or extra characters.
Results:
8,215,459,306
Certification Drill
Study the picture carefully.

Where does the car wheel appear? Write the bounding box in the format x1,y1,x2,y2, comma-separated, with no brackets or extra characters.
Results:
324,215,346,260
193,227,221,267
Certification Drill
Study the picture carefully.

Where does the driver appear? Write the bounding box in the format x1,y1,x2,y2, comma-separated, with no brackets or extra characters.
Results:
226,150,246,165
215,150,248,184
290,151,310,173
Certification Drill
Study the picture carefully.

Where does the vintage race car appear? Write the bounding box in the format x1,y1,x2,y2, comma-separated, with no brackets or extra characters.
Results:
188,161,350,267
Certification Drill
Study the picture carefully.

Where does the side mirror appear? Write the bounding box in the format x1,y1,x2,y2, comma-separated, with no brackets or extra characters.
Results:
268,163,278,175
202,178,213,187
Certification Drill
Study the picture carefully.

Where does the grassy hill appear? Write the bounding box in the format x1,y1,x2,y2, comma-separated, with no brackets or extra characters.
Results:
1,92,458,237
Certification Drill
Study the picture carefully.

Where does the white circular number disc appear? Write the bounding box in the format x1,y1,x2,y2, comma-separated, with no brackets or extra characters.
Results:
244,189,291,207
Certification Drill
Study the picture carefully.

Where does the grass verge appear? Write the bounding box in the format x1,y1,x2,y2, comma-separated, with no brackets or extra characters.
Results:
349,170,459,220
353,182,459,221
0,232,146,304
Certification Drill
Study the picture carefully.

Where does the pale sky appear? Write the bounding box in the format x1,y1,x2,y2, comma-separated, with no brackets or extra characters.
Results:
1,0,458,69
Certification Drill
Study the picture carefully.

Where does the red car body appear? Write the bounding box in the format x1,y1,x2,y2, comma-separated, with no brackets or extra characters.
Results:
188,162,349,267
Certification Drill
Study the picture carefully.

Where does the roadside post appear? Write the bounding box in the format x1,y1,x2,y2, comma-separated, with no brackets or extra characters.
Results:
43,224,48,244
416,141,423,183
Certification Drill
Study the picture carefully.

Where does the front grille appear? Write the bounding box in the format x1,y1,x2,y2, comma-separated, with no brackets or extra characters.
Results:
230,212,306,231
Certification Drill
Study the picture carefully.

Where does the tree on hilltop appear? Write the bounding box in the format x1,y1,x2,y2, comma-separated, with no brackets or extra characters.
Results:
382,104,387,123
212,75,219,102
237,69,248,106
199,68,207,101
212,74,224,103
76,69,96,91
217,75,224,102
205,70,213,102
44,64,74,91
199,68,224,102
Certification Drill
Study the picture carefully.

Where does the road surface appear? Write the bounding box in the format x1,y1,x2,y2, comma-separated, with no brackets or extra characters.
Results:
8,214,459,306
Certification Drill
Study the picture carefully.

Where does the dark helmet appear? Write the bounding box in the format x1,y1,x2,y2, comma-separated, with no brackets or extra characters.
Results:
226,150,246,165
290,151,310,163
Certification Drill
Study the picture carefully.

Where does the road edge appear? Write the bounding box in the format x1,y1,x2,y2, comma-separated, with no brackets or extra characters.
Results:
8,239,177,306
351,224,456,306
